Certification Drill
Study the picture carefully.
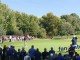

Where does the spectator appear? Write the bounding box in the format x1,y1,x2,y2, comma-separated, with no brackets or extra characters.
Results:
49,53,55,60
35,48,41,60
64,54,71,60
49,47,55,56
73,52,78,60
1,44,80,60
24,53,31,60
28,45,36,60
24,36,27,48
2,45,7,60
17,49,22,60
4,46,9,60
9,35,12,42
10,46,17,60
8,45,13,60
57,53,64,60
45,56,49,60
21,47,27,60
68,44,75,58
0,46,2,60
42,48,49,60
2,36,4,43
76,54,80,60
53,54,59,60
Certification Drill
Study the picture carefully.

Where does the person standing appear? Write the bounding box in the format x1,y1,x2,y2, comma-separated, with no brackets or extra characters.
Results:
35,48,41,60
28,45,36,60
57,53,64,60
24,36,27,48
24,53,31,60
42,48,49,60
68,44,75,58
9,35,12,42
72,35,77,47
17,49,22,60
49,47,55,56
2,36,4,43
21,47,26,60
0,46,2,60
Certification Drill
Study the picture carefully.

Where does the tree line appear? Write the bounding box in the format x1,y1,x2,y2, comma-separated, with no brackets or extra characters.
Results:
0,2,80,38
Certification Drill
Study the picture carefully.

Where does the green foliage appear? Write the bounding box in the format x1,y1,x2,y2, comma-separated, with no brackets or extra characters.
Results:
6,11,18,35
37,28,46,38
60,22,75,35
61,13,80,32
28,15,40,37
0,24,6,36
41,12,62,37
0,2,80,38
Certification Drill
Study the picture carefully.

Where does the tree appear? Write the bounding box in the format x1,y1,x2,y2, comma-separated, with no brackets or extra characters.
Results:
70,13,80,31
41,12,62,37
6,11,19,35
60,22,75,35
0,24,6,36
61,13,80,33
1,2,80,38
17,12,30,34
37,28,46,38
29,15,40,37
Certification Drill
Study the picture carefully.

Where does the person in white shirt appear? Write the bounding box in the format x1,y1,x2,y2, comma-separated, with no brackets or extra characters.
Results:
24,53,31,60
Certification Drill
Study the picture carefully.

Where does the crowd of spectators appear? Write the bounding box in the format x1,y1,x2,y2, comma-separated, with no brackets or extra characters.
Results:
0,35,33,43
0,44,80,60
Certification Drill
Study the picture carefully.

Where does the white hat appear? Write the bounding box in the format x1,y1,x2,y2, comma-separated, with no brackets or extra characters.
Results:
73,35,76,37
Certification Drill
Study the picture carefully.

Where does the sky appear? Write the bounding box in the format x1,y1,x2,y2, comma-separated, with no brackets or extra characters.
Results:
1,0,80,17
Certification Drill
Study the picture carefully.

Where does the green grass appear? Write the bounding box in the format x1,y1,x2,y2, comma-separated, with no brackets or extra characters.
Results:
0,39,80,54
